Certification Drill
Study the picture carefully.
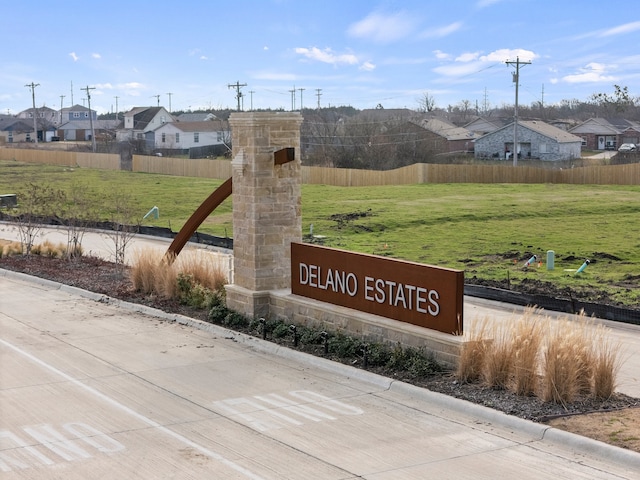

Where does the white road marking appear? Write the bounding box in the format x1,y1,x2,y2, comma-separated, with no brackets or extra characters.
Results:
0,338,266,480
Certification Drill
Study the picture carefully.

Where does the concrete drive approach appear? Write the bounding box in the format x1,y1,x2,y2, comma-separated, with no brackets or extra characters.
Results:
2,272,640,478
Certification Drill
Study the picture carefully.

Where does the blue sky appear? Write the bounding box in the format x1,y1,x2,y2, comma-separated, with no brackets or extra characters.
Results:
2,0,639,115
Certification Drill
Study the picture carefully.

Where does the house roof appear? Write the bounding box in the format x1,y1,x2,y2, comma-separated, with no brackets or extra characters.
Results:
480,120,583,143
420,118,479,141
569,117,640,135
132,107,165,130
177,113,218,122
0,117,33,132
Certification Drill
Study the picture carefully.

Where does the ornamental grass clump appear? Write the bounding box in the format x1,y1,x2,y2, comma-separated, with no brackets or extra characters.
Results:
457,317,489,383
482,320,514,390
510,312,542,396
592,324,623,399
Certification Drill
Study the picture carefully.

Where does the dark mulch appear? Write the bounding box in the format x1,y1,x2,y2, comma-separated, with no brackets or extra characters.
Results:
1,254,638,423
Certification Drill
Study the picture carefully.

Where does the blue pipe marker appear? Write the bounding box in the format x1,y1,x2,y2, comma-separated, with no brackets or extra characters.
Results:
575,259,590,274
523,255,537,268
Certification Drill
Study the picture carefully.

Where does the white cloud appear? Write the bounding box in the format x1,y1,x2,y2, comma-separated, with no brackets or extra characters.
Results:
479,48,538,62
599,21,640,37
561,63,616,83
455,52,480,62
92,53,101,59
433,50,451,60
295,47,359,66
200,55,208,60
348,10,418,43
69,52,79,61
433,48,539,78
95,83,114,90
359,61,376,72
419,22,463,39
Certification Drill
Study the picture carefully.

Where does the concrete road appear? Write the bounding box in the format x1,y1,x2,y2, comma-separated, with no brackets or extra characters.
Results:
2,271,640,478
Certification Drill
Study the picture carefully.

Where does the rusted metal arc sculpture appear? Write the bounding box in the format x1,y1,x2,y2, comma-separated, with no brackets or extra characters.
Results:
163,148,295,264
164,176,232,263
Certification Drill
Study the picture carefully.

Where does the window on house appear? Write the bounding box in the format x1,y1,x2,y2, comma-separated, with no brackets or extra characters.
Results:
136,133,143,140
160,116,166,124
539,143,547,154
73,112,80,118
39,112,45,118
162,133,166,143
194,132,199,143
28,113,33,118
84,112,89,118
175,133,180,143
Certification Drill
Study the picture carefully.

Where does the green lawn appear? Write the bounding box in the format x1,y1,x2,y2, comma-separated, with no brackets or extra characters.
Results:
2,161,639,305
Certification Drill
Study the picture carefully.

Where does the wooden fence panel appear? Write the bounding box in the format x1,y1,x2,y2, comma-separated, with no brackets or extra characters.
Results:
3,148,640,186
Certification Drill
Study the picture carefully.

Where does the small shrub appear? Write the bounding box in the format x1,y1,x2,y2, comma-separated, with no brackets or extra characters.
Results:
223,311,249,328
328,333,362,358
208,304,229,322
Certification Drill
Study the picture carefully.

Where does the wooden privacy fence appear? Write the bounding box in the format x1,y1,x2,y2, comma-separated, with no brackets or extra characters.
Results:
0,147,120,170
3,148,640,185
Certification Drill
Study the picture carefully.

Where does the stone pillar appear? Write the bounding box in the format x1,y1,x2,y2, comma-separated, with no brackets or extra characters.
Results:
225,112,303,318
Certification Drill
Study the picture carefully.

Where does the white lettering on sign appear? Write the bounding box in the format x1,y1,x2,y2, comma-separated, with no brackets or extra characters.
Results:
363,276,440,316
212,390,363,432
299,263,358,296
0,423,125,473
298,263,442,317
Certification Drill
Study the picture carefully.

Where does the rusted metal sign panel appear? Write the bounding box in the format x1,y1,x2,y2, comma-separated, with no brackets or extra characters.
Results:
291,243,463,335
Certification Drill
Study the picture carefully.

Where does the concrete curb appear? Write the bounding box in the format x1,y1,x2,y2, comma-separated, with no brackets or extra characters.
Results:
3,267,640,472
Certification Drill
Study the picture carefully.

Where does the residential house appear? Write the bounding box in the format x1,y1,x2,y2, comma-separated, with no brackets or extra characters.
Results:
0,115,34,143
16,106,58,141
419,117,479,153
59,104,97,125
56,119,120,141
463,116,506,136
116,106,174,147
568,118,640,150
474,120,582,161
152,120,229,157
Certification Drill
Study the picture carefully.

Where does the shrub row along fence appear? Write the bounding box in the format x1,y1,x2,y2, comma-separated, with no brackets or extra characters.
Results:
2,147,640,186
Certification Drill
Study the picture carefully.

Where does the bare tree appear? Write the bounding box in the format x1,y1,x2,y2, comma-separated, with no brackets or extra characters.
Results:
59,182,95,260
105,188,139,273
14,183,64,256
417,92,437,113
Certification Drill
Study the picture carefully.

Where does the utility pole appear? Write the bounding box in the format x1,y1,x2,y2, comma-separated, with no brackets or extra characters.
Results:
316,88,322,109
82,85,97,153
114,96,119,121
228,81,247,111
59,95,65,125
70,81,74,106
151,94,160,107
298,87,305,111
505,56,531,166
166,92,173,112
289,86,296,111
248,90,254,111
25,82,40,143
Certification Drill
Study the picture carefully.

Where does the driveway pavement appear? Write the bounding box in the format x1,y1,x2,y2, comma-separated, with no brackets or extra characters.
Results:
1,224,640,478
